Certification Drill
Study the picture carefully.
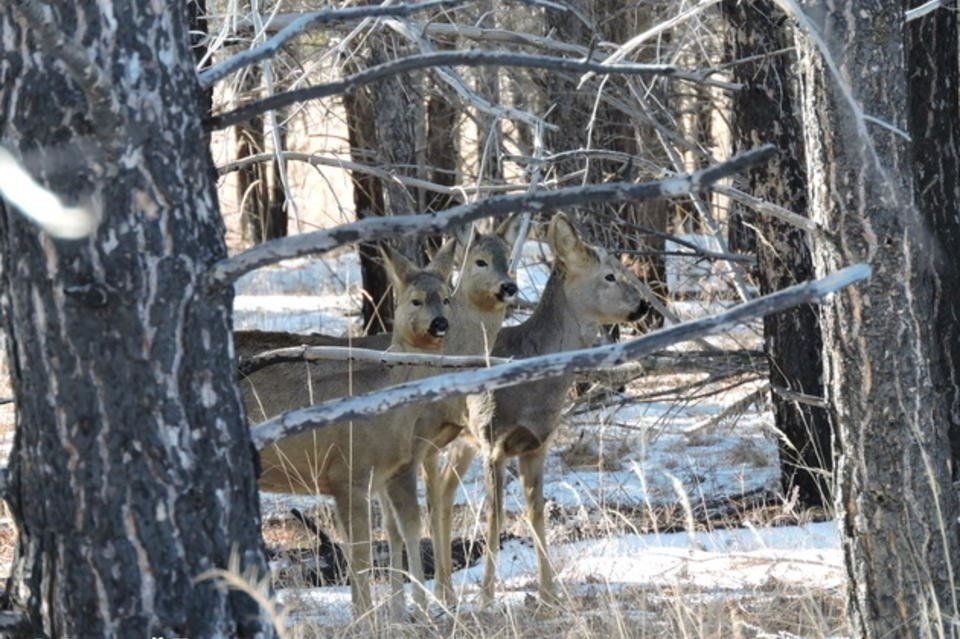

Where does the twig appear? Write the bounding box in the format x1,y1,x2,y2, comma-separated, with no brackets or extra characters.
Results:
579,0,723,87
238,345,509,377
712,184,823,235
199,0,469,86
217,151,526,196
770,384,830,409
0,398,13,406
206,51,677,130
251,263,871,448
683,386,769,435
207,145,778,289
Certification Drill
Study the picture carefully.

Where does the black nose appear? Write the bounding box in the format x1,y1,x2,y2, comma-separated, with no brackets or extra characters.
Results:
429,316,448,337
627,302,650,322
501,282,518,298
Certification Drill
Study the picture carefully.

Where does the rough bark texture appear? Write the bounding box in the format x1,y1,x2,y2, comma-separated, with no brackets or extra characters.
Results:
235,63,287,245
906,0,960,475
343,87,391,334
722,0,832,508
796,2,960,635
0,3,271,637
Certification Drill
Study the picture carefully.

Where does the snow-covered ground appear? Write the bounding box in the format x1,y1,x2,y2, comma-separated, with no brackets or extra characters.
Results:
278,521,842,629
246,237,845,636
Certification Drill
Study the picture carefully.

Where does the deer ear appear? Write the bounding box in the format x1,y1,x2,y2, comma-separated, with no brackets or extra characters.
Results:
494,213,522,246
379,245,417,294
548,213,597,267
427,238,458,282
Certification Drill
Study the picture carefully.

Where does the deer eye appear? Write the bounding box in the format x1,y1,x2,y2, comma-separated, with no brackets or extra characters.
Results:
412,299,423,306
604,274,616,282
475,259,488,267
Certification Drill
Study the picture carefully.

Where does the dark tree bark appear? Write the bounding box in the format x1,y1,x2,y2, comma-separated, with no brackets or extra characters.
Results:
906,0,960,475
722,0,832,509
235,63,287,245
796,1,960,635
0,3,271,637
343,87,392,335
344,36,425,334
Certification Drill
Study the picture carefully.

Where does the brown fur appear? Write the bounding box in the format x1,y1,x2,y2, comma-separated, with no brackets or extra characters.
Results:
431,213,649,605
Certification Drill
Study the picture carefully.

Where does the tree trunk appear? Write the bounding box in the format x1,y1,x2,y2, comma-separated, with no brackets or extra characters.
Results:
796,2,959,635
722,0,832,509
0,4,271,637
235,63,287,245
906,0,960,476
343,86,392,335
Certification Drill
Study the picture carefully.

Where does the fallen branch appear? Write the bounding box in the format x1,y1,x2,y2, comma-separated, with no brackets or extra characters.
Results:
208,145,777,290
683,385,769,435
206,51,676,130
239,345,510,377
251,263,871,448
199,0,466,87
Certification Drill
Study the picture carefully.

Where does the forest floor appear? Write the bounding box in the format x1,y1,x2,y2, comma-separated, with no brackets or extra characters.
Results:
244,242,848,638
0,240,848,637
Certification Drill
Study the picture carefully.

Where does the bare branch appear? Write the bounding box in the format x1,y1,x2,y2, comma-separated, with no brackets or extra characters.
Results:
207,145,778,289
770,384,830,409
199,0,468,87
217,151,526,197
713,184,824,235
238,345,510,377
251,263,871,448
206,51,677,131
906,0,947,22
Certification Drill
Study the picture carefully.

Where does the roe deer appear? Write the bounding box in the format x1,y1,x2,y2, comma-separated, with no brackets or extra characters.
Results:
239,223,518,422
256,247,452,619
432,212,649,605
245,224,517,615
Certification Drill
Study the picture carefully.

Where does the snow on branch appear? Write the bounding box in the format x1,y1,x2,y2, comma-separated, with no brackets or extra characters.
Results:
207,145,777,289
198,0,468,87
205,51,677,131
238,345,510,377
0,147,99,239
251,263,871,448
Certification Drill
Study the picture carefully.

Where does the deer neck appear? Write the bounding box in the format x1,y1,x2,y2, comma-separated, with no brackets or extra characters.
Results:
521,268,600,353
444,287,507,356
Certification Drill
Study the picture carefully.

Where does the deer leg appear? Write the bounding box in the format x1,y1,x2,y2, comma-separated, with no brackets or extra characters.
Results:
380,488,408,620
481,456,505,605
384,467,427,616
427,441,476,604
334,488,374,619
518,446,558,604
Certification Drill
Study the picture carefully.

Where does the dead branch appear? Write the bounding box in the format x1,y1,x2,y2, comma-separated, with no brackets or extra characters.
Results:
207,145,777,289
589,350,765,386
251,263,870,449
217,151,526,197
206,51,677,130
199,0,468,87
683,385,769,435
238,345,510,377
